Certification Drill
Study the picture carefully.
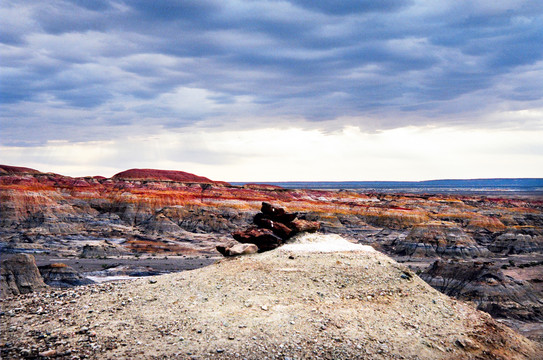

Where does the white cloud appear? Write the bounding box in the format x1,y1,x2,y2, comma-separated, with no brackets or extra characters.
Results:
2,124,542,180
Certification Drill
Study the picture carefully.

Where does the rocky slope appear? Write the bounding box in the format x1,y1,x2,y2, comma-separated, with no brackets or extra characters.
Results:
421,260,543,322
1,234,541,359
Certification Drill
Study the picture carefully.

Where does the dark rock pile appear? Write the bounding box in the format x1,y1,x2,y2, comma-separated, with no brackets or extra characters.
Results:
217,202,320,256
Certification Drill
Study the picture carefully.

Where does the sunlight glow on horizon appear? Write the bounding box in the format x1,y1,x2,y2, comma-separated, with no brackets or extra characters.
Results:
2,125,542,181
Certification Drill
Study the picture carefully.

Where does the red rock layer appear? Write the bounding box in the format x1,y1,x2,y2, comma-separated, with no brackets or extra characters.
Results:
0,165,42,175
112,168,228,185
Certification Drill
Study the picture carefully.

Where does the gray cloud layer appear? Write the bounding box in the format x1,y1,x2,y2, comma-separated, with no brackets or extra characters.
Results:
1,0,543,145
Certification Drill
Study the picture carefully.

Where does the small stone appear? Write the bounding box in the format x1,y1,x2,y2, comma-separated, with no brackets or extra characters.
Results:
455,339,467,349
261,305,269,311
149,279,157,284
217,349,225,353
39,349,57,357
228,335,235,340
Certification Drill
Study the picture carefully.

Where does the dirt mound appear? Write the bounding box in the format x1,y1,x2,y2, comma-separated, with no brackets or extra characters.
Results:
1,234,540,359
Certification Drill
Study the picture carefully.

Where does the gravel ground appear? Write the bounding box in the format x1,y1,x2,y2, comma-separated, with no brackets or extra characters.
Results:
1,234,541,359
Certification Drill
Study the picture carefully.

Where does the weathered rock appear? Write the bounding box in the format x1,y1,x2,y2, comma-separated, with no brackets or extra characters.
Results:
80,241,130,258
38,263,94,288
467,216,506,232
218,243,259,256
289,219,320,233
0,254,48,297
142,213,183,234
216,242,236,256
261,202,297,223
488,229,543,254
162,206,252,234
421,259,543,321
232,227,283,252
253,213,294,239
392,221,489,258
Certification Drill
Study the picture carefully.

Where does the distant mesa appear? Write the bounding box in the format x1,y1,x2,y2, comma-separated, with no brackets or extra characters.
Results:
112,168,228,185
0,164,42,175
242,183,284,191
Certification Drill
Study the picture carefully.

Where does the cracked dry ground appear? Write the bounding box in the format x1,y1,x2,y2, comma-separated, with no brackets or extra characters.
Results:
1,237,542,360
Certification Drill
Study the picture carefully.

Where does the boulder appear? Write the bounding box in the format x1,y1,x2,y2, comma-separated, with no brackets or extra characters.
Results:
232,227,283,252
261,202,297,223
217,243,259,257
39,263,95,288
289,219,321,233
253,213,294,239
0,254,48,297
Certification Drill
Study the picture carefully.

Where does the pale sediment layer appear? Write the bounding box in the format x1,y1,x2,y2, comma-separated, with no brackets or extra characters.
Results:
281,233,376,253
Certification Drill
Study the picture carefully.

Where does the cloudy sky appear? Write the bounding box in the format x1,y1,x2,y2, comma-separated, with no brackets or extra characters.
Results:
1,0,542,181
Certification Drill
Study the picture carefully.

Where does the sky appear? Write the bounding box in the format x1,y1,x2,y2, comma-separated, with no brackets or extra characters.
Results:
1,0,542,181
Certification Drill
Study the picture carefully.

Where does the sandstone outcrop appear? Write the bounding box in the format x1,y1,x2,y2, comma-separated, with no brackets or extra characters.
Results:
0,254,48,297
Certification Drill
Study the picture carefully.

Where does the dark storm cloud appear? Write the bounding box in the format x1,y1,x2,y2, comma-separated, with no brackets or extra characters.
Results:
1,0,543,145
290,0,411,15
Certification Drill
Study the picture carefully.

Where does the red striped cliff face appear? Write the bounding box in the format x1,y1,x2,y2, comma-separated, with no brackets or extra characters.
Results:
0,165,542,258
